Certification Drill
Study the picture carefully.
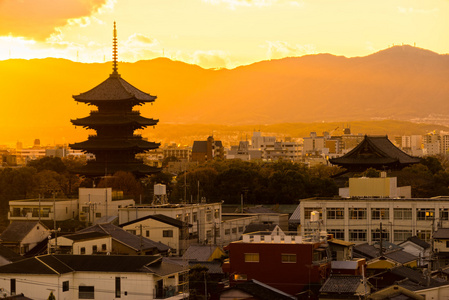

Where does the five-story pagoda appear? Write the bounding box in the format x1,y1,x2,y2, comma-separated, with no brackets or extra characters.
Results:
70,23,160,178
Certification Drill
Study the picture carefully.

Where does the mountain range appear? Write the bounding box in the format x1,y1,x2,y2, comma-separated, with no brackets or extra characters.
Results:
0,45,448,146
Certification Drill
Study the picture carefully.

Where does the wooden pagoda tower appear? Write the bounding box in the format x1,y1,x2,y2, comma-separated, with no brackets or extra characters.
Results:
70,23,160,178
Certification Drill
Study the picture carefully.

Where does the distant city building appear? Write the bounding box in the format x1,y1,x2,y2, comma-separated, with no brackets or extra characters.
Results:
191,136,224,162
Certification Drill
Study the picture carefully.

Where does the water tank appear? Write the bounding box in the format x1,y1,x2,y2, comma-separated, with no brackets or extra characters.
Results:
154,184,167,195
310,210,320,222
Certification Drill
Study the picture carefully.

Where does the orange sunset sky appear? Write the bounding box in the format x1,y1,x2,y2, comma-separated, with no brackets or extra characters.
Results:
0,0,448,69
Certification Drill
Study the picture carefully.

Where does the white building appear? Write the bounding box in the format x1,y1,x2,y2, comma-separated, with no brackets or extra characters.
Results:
299,176,449,245
8,199,79,222
0,254,188,300
79,188,134,225
119,202,222,245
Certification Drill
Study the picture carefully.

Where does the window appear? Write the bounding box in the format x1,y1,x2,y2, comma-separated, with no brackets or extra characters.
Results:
163,230,173,237
372,208,389,220
215,209,220,219
394,208,412,220
82,206,89,213
417,230,432,242
63,281,69,292
79,286,94,299
371,229,389,242
349,208,367,220
206,212,212,222
115,277,121,298
441,209,449,221
417,209,435,221
326,208,344,219
349,229,367,242
101,244,107,251
238,226,244,233
394,230,412,242
304,208,322,220
234,274,247,281
92,245,97,253
244,253,259,262
225,229,230,235
327,229,345,240
80,247,86,254
232,228,237,234
95,212,101,218
193,212,198,222
281,254,297,263
10,279,16,295
206,230,212,238
146,230,150,237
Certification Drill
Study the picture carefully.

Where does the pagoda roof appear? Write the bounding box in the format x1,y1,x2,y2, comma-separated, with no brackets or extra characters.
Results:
329,135,421,170
73,74,156,104
71,114,158,128
69,138,160,151
73,161,160,177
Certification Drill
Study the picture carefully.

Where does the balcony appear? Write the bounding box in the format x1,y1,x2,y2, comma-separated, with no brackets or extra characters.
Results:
8,210,53,221
154,286,187,299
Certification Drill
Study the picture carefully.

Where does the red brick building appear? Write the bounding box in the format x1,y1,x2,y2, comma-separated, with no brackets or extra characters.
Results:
223,230,332,296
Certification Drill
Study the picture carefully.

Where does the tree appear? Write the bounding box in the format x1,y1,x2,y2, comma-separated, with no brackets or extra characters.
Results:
27,156,67,173
97,171,143,201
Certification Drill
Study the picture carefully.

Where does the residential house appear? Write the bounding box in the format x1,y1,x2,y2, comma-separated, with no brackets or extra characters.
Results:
49,223,170,256
0,254,188,300
120,214,191,255
399,236,430,267
119,202,222,245
0,221,50,255
432,228,449,267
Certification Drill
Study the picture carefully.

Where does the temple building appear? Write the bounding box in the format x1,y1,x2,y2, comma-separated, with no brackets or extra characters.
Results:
70,23,160,178
329,135,421,174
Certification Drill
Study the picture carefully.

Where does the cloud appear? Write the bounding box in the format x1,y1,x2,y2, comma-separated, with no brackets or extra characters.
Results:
0,0,111,40
173,50,232,69
202,0,303,9
265,41,315,59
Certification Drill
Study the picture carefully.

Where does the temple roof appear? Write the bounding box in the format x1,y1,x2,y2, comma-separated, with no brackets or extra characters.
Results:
73,74,156,104
69,138,160,151
71,114,158,128
329,135,421,170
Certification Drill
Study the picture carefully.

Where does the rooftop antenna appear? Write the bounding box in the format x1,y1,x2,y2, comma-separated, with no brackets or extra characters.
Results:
111,21,119,77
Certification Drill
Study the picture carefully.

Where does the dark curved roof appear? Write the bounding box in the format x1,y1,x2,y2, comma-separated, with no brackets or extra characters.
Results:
69,138,159,151
73,74,156,104
71,114,158,128
329,135,421,170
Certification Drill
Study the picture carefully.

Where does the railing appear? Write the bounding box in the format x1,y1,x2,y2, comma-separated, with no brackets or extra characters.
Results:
154,286,179,299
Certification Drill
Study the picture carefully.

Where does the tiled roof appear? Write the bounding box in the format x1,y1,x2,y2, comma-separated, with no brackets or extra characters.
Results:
385,250,417,264
224,279,296,300
0,254,186,275
329,135,421,167
62,231,110,241
73,75,156,103
289,204,301,223
70,138,159,151
0,221,46,243
71,161,160,177
72,114,158,128
182,245,222,261
77,223,170,253
433,228,449,239
243,223,277,234
0,244,23,262
119,214,191,229
244,206,277,214
401,236,430,249
320,275,363,294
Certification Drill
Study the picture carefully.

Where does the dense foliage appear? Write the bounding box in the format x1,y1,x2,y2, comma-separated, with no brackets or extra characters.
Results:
168,160,339,204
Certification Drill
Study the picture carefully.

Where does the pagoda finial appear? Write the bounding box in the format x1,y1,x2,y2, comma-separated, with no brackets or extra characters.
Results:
111,21,119,77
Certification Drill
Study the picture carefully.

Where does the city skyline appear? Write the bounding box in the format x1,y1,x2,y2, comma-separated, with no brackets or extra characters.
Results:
0,0,448,69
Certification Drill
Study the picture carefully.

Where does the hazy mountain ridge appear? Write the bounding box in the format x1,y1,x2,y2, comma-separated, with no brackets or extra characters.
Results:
0,45,448,146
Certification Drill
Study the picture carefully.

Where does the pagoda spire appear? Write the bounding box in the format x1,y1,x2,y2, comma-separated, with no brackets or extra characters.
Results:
111,21,119,77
